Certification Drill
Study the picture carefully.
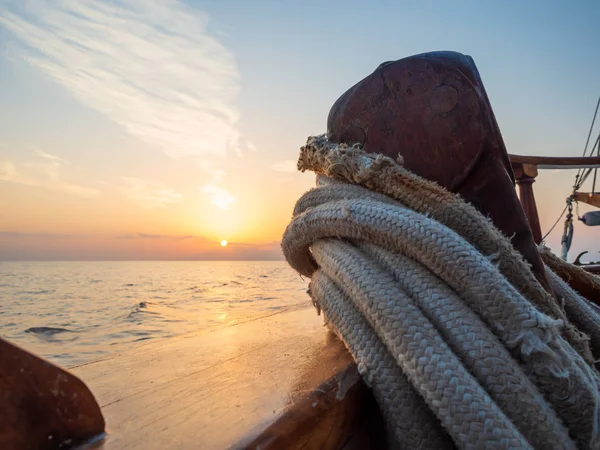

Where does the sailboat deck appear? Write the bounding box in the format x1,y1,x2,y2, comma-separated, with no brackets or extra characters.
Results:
71,304,382,449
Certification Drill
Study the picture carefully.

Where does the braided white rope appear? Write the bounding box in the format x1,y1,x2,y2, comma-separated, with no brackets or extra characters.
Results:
311,271,453,449
547,268,600,351
282,173,600,449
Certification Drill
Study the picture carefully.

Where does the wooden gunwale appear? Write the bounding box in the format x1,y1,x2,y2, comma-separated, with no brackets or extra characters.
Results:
509,154,600,269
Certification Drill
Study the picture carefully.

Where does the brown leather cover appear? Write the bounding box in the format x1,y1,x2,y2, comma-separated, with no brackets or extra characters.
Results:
0,338,105,450
327,51,550,291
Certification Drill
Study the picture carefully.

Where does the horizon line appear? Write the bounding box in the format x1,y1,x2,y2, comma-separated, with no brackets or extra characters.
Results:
0,259,286,262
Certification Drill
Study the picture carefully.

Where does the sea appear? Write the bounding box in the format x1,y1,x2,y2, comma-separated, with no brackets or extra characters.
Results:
0,261,309,368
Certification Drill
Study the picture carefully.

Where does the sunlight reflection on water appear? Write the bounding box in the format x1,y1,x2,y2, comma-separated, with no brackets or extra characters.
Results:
0,261,308,367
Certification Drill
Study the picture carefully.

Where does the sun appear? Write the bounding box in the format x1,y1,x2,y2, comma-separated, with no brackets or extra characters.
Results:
220,240,228,247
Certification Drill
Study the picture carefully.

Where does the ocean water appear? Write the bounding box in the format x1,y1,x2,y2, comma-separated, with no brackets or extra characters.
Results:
0,261,309,368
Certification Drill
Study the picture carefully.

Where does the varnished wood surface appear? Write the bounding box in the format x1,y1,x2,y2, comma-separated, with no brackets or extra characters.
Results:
324,51,550,293
509,154,600,169
72,304,376,449
574,192,600,209
583,265,600,275
542,251,600,307
0,339,105,450
513,162,543,244
234,359,389,450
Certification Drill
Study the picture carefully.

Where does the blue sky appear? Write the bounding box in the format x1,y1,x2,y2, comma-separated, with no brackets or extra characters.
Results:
0,0,598,260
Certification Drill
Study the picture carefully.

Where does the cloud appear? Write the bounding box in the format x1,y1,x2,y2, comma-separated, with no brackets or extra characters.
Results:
0,161,17,180
0,231,80,239
0,0,241,160
0,231,283,260
33,147,70,165
116,233,202,240
197,160,226,185
202,184,237,210
120,177,182,209
0,149,100,198
246,140,258,153
187,240,284,261
196,161,237,210
116,233,167,240
271,160,298,173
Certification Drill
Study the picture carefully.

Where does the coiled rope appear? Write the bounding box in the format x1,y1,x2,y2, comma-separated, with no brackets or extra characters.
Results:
282,135,600,449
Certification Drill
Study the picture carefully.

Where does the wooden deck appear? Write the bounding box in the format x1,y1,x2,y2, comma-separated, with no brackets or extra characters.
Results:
71,304,385,449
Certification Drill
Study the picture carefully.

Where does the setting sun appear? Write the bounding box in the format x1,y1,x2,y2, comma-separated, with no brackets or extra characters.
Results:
220,240,228,247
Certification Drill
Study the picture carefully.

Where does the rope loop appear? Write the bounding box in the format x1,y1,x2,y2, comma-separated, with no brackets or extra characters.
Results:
282,135,600,449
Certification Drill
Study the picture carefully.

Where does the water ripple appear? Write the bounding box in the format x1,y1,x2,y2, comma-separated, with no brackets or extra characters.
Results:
0,261,308,367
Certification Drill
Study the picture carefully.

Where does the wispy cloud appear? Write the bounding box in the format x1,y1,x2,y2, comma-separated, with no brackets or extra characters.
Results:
120,177,182,208
0,231,284,260
0,231,82,239
0,0,241,160
271,160,298,173
197,160,237,209
34,147,70,165
246,140,258,153
0,149,100,198
116,233,204,240
202,184,237,210
116,233,168,240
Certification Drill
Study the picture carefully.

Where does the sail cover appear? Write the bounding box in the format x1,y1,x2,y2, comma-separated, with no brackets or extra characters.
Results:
580,211,600,226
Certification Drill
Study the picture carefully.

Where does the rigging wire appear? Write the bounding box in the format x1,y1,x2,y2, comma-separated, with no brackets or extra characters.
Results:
541,200,570,243
577,168,593,190
593,132,600,193
574,96,600,191
581,96,600,158
577,134,600,191
555,96,600,261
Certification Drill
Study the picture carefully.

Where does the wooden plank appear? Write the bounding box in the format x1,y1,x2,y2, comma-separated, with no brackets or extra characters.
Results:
72,304,375,449
542,250,600,307
574,192,600,209
509,154,600,169
583,265,600,275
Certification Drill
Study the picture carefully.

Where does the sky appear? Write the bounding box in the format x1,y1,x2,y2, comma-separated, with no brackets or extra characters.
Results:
0,0,599,261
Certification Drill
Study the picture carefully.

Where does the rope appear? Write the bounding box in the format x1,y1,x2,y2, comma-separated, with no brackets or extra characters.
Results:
562,197,575,261
310,270,453,449
541,246,600,311
545,267,600,359
282,135,600,449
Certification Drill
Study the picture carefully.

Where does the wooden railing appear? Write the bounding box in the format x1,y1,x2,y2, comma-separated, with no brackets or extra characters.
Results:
509,154,600,274
509,155,600,169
